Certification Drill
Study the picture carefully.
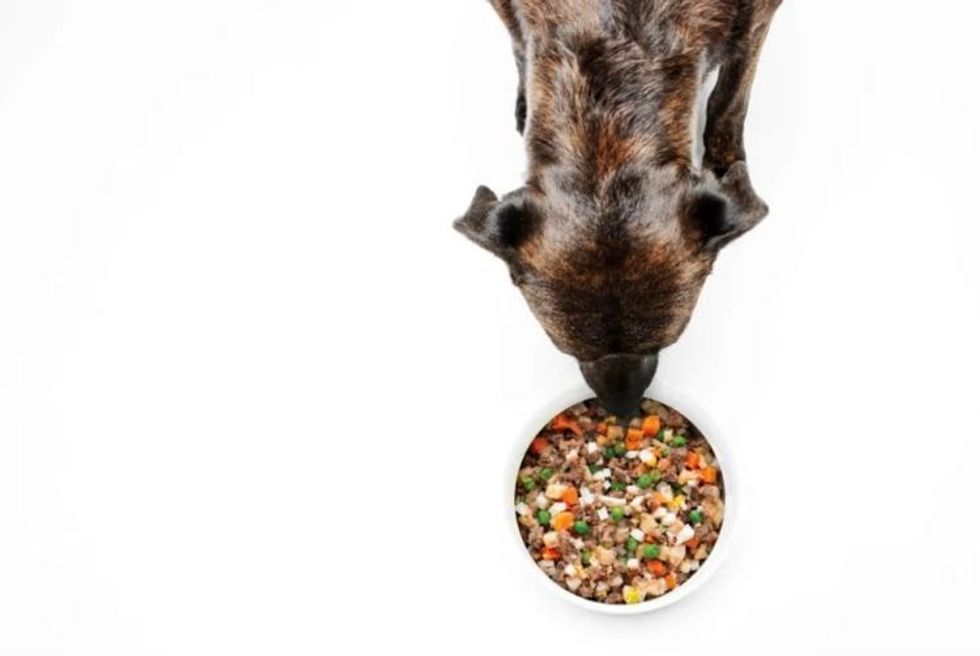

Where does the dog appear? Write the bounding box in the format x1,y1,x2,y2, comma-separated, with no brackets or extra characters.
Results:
455,0,781,416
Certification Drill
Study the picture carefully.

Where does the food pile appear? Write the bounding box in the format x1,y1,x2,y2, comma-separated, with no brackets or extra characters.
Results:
514,398,725,605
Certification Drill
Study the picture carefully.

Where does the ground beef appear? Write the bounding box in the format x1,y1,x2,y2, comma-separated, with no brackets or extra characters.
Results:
515,398,726,606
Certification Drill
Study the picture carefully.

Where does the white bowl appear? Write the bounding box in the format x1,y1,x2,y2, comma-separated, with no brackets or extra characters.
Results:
506,382,738,615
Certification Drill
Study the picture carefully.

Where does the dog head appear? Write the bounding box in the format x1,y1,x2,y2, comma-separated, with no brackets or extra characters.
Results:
455,162,767,416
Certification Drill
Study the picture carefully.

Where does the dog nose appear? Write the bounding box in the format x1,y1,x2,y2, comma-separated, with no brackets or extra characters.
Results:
578,353,659,418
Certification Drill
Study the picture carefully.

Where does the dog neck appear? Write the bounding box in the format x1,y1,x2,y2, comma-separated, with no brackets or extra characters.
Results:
523,33,708,199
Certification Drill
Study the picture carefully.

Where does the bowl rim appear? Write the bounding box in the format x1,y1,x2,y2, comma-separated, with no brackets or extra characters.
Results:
505,381,738,615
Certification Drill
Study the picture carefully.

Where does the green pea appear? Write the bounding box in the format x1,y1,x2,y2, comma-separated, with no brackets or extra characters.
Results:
610,481,627,492
626,537,639,553
637,474,655,489
581,550,592,566
689,509,704,524
538,467,553,482
537,510,551,526
611,506,626,521
613,442,627,456
649,470,663,483
671,435,688,448
642,544,661,559
603,447,616,459
589,464,601,473
656,428,667,442
521,477,536,491
573,521,590,536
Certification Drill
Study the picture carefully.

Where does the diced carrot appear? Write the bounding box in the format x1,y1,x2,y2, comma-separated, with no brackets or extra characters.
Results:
665,573,677,590
685,452,700,470
700,466,717,484
685,537,700,550
562,487,579,506
642,415,661,437
646,560,667,577
541,547,561,560
596,422,608,436
552,414,583,437
625,428,644,451
530,436,549,455
552,511,575,531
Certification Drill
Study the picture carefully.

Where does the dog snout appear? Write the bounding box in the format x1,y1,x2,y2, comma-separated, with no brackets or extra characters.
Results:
578,353,659,418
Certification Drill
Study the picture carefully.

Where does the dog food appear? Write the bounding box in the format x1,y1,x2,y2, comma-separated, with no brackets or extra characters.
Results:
514,398,725,605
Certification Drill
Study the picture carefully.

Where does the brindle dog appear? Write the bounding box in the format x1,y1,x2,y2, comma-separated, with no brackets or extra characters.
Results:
455,0,781,416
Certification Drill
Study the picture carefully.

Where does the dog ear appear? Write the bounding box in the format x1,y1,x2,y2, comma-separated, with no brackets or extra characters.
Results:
690,190,736,250
692,162,769,250
453,186,535,260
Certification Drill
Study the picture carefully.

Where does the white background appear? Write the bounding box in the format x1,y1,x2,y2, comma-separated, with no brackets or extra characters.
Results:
2,1,979,654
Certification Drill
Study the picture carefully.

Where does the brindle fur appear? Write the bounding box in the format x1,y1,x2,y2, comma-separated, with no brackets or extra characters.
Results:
456,0,780,400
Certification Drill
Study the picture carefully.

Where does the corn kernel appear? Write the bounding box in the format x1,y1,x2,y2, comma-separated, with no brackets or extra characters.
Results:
623,586,642,604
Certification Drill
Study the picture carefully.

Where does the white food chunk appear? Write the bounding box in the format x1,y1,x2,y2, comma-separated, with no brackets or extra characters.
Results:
678,469,698,484
595,546,616,566
667,545,686,566
545,483,568,500
676,524,696,545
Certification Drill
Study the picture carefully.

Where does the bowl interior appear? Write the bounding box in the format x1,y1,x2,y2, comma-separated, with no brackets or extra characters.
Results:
507,384,737,615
